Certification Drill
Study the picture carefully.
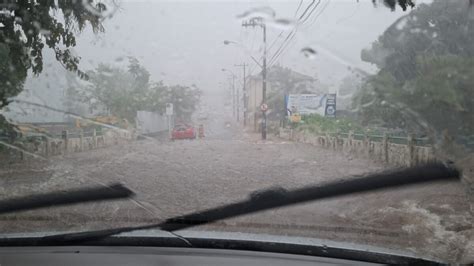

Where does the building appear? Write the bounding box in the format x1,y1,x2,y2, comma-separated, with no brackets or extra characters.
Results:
244,65,328,131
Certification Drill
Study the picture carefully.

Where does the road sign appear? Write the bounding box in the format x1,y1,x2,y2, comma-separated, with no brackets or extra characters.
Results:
260,103,268,112
166,103,174,116
324,94,337,118
286,94,326,116
290,114,301,123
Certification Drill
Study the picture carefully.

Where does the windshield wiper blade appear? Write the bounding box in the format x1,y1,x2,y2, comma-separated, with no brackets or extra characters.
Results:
40,162,459,244
0,183,134,215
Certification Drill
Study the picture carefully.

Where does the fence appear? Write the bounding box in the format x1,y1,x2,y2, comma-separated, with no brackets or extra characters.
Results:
1,127,134,161
279,128,437,167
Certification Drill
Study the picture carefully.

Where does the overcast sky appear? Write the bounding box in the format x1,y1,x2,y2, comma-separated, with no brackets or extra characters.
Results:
7,0,425,122
70,0,414,92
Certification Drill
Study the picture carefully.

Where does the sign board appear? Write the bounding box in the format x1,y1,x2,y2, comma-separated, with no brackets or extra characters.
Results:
136,111,168,134
290,114,301,123
165,103,174,116
286,94,326,116
324,94,337,118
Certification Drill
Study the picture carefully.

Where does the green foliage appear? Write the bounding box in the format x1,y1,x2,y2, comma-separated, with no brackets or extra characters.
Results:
0,1,110,104
298,114,362,134
159,85,201,121
355,0,474,137
79,58,201,122
81,59,151,122
362,0,474,82
0,1,113,136
0,43,25,109
351,71,409,129
407,56,474,136
0,115,19,140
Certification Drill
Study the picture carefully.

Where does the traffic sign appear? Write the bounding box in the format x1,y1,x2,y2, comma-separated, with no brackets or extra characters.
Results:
326,105,335,115
324,94,337,118
260,103,268,112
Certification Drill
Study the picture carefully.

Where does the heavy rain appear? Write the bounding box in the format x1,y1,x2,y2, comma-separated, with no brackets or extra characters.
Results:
0,0,473,264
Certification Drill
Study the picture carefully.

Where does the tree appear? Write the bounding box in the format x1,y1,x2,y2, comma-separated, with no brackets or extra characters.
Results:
337,74,363,110
354,0,474,137
0,0,419,113
362,0,474,82
0,1,115,109
0,1,116,139
160,85,201,121
79,58,201,123
82,58,154,122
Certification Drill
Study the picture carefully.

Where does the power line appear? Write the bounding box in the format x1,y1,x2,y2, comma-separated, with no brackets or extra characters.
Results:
269,0,329,67
268,0,316,56
297,0,317,21
267,0,320,64
305,0,331,29
275,0,329,61
299,0,321,25
294,0,304,17
267,0,304,54
268,0,322,66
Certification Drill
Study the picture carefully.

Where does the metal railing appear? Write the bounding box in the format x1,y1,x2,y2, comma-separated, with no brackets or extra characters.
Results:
302,130,434,147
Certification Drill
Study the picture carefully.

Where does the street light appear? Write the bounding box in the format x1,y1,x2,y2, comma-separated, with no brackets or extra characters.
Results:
224,19,267,140
223,40,263,69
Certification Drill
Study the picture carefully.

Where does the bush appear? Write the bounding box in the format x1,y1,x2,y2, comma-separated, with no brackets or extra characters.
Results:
297,114,363,134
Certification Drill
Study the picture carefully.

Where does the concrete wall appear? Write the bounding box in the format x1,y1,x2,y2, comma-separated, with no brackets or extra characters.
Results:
9,128,134,160
280,128,436,167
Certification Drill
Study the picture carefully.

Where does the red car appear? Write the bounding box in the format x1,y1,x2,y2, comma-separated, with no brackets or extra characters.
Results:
171,124,196,140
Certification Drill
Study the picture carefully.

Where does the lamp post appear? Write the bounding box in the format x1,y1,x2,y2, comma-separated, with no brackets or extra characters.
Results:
223,40,262,69
224,19,267,140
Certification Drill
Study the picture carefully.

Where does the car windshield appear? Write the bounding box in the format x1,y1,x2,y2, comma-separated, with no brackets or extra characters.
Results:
0,0,473,264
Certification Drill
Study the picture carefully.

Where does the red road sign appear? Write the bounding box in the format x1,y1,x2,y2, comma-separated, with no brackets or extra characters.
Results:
260,103,268,112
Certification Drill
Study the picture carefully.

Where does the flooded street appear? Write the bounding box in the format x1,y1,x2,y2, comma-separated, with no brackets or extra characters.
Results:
1,1,474,264
1,120,470,261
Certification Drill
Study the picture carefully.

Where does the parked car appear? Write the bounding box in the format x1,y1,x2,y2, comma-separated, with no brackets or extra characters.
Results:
171,124,196,140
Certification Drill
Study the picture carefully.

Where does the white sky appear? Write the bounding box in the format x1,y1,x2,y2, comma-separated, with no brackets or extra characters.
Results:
6,0,429,122
71,0,415,92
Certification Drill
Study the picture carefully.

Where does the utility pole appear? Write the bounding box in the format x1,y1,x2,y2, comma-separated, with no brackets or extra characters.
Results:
222,68,238,122
242,17,267,140
235,63,248,126
231,75,235,119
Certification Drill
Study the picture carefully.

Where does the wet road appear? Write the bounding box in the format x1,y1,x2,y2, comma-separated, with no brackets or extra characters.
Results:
0,122,471,262
0,94,472,262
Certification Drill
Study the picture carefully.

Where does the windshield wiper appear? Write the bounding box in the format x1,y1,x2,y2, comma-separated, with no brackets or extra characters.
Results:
38,162,459,244
0,183,134,215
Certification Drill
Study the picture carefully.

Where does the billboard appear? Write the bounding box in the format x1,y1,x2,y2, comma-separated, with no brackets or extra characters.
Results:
286,94,336,118
286,94,326,116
